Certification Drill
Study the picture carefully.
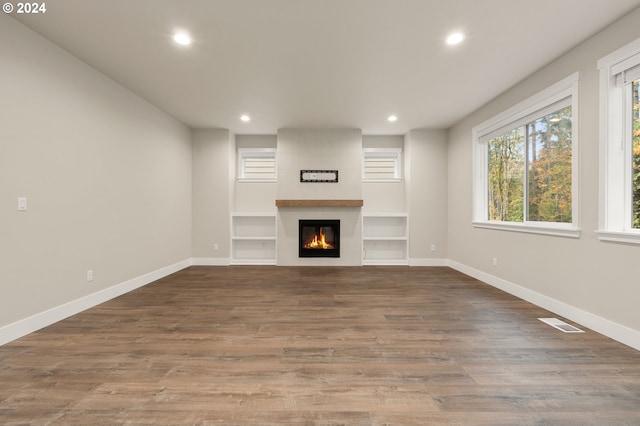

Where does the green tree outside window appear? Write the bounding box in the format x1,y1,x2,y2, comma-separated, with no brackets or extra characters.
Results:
487,106,572,223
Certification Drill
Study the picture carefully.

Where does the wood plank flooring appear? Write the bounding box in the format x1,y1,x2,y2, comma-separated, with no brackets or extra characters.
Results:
1,266,639,425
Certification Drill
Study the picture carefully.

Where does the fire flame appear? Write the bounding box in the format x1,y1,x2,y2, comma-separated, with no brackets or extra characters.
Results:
304,227,334,249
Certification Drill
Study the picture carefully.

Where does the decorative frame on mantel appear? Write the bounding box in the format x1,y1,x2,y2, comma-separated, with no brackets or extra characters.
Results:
300,170,338,183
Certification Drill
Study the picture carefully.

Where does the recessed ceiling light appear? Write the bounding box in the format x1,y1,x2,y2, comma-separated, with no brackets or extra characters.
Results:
240,115,251,122
446,32,465,46
173,33,192,46
388,115,398,122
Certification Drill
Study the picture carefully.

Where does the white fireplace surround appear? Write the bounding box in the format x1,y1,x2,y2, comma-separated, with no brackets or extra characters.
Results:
277,207,362,266
274,128,364,266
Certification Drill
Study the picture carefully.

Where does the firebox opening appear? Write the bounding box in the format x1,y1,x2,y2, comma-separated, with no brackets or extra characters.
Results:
299,220,340,258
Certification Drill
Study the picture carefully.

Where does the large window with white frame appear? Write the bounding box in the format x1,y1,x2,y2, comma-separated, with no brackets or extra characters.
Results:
472,73,579,237
362,148,402,182
598,37,640,244
237,148,277,182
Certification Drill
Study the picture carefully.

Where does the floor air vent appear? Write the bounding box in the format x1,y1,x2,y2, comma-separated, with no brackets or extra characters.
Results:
538,318,585,333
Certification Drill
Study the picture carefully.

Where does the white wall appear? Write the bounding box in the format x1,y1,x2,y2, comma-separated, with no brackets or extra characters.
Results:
276,128,362,200
192,129,233,262
0,15,192,329
406,129,448,263
447,9,640,342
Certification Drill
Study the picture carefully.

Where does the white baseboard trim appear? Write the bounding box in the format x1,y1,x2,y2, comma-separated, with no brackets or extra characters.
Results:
409,258,448,267
192,257,231,266
447,259,640,351
0,259,192,346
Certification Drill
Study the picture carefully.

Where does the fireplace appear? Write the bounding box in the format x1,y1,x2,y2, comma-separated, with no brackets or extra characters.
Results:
298,220,340,258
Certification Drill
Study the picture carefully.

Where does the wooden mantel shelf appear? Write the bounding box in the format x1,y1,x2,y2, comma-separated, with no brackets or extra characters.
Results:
276,199,364,207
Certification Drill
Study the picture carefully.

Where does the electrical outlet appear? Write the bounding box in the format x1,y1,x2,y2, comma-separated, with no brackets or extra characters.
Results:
213,243,219,251
17,197,27,211
87,270,94,282
492,257,498,267
430,244,436,252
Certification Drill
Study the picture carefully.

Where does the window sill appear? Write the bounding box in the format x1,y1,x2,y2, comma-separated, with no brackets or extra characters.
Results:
362,178,403,183
237,179,277,183
472,221,581,238
597,230,640,245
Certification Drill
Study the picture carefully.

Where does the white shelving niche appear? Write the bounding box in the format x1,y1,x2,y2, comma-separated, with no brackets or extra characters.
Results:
230,213,277,265
362,214,408,265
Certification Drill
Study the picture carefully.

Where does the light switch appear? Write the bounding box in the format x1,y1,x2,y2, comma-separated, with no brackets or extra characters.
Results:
18,197,27,211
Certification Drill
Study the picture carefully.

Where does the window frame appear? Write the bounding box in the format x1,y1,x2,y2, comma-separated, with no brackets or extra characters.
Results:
597,37,640,245
472,72,580,238
237,148,277,182
362,148,403,182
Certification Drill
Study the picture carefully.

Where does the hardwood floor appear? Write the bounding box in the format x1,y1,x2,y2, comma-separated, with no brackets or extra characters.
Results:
1,266,639,425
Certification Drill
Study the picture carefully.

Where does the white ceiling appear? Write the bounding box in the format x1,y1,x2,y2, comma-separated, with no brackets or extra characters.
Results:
13,0,640,134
